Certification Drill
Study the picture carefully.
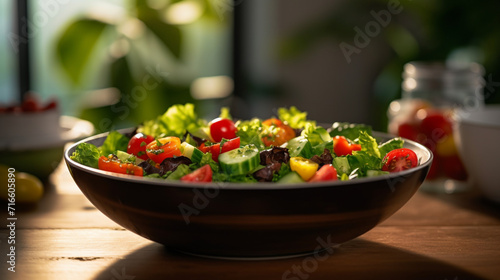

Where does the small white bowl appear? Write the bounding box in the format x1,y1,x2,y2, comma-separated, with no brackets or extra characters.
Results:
0,114,94,179
455,105,500,202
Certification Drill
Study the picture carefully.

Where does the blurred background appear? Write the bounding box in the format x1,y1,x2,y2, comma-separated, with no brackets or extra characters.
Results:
1,0,500,132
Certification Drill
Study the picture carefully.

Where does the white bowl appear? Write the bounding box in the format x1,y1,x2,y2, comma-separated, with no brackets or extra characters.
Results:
0,115,94,179
455,105,500,202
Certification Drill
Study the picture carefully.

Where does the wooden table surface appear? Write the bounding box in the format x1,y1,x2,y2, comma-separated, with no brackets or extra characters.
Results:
2,162,500,280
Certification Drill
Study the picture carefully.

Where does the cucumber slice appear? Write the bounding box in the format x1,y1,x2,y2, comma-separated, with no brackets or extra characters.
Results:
219,145,260,176
333,157,350,175
283,136,313,158
181,142,204,163
278,171,304,184
366,170,389,177
116,150,144,165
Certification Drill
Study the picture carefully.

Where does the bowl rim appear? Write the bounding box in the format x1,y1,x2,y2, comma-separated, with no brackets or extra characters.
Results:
1,115,95,151
64,129,433,190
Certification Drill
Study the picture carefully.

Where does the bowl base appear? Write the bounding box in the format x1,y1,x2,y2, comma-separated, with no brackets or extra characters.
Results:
172,245,341,261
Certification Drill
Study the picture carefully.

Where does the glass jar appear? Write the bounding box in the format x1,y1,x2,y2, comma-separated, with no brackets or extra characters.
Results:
388,61,485,193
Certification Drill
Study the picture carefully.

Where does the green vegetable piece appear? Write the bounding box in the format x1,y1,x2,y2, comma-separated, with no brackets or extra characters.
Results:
219,107,232,120
277,171,304,184
138,103,205,138
167,164,191,180
357,131,381,159
219,145,260,176
100,131,130,157
301,123,332,147
330,122,372,141
116,150,143,165
333,157,350,175
378,137,404,159
70,143,101,168
235,118,265,150
285,136,313,158
277,106,315,129
366,170,390,177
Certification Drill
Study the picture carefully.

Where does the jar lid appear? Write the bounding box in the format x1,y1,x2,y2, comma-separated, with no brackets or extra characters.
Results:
403,61,484,79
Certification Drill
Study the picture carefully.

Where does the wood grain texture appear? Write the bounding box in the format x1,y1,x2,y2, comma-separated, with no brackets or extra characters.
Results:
1,164,500,280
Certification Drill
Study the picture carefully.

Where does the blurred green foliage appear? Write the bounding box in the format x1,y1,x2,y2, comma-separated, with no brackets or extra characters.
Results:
54,0,226,132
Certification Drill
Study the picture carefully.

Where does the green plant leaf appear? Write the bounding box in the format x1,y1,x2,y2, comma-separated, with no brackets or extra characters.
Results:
55,19,109,85
135,2,182,59
110,55,136,96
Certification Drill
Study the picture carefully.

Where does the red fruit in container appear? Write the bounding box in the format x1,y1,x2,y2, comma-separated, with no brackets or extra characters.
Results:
420,112,453,141
442,155,468,181
21,96,39,112
43,100,58,111
397,122,420,141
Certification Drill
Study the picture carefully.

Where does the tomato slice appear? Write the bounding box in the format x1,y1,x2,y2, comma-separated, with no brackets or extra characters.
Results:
146,137,182,164
200,137,241,162
382,148,418,173
181,164,213,182
333,136,361,156
210,118,237,142
98,156,143,176
309,164,338,182
261,118,296,147
127,133,155,160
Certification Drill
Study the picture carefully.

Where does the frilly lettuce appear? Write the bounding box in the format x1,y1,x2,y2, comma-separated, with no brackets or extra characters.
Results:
138,103,206,138
278,106,315,129
235,118,265,150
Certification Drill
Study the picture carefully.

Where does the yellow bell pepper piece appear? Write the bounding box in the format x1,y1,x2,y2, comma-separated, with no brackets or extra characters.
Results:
290,157,319,181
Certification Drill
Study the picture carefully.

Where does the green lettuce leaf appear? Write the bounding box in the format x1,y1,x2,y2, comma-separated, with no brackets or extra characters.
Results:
235,118,266,150
378,137,404,159
138,103,205,138
70,143,101,168
346,132,405,177
218,107,232,120
330,122,372,141
300,123,332,149
100,131,130,157
166,164,191,180
357,131,381,159
278,106,315,129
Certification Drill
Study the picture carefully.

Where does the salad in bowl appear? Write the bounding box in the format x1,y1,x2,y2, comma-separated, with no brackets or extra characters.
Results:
65,103,431,258
69,104,420,184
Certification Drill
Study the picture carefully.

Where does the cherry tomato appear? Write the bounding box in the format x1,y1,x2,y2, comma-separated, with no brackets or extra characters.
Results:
210,118,237,142
309,164,338,182
127,133,155,160
21,96,39,112
261,118,296,147
146,136,182,164
200,137,240,162
181,164,213,182
382,148,419,173
98,156,143,176
420,112,453,141
43,99,58,111
333,136,361,156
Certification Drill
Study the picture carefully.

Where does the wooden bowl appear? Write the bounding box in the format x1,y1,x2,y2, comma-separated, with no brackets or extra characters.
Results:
64,129,432,258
